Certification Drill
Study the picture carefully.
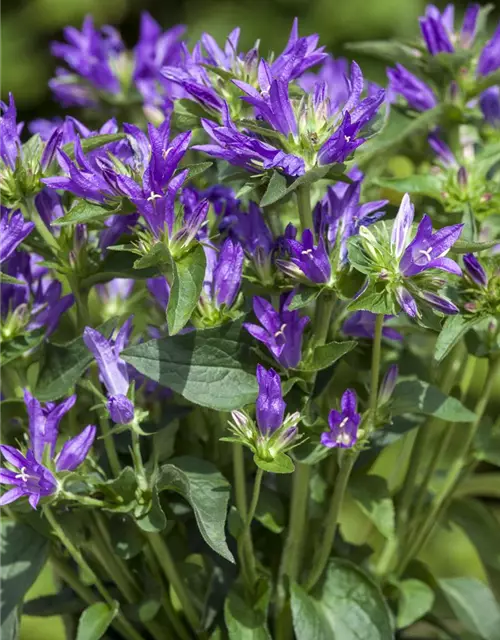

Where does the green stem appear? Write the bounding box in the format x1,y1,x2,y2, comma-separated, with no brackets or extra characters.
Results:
311,292,334,347
369,314,384,429
44,508,143,640
296,185,313,238
239,468,264,589
146,531,202,634
233,443,248,521
89,368,122,478
304,452,357,591
396,356,500,576
23,198,59,254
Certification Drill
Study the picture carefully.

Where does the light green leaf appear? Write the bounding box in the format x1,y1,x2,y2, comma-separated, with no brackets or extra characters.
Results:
35,319,116,401
184,161,213,179
449,499,500,571
260,171,288,207
396,579,435,629
52,202,114,227
122,320,259,411
298,340,357,373
76,602,118,640
349,475,395,539
135,486,167,533
452,239,500,253
0,520,49,621
286,287,321,310
62,133,126,159
373,175,441,197
253,453,295,474
456,474,500,499
157,456,234,562
392,378,476,422
167,243,206,335
224,585,272,640
291,559,393,640
434,314,486,363
475,419,500,467
0,273,25,285
439,577,500,640
345,40,422,70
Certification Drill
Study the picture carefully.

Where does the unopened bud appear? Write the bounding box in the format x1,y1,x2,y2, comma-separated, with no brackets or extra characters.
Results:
457,166,468,188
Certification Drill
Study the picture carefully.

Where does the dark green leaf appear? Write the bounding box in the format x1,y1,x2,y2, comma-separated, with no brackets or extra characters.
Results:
260,171,288,208
438,577,500,640
434,315,485,363
52,202,114,227
291,559,393,640
255,486,285,534
107,515,145,559
81,251,158,288
286,287,321,310
36,319,116,402
0,520,49,620
76,601,118,640
167,243,206,335
24,591,83,617
97,467,138,514
62,134,125,159
0,329,45,367
373,175,441,197
122,321,258,411
1,607,20,640
345,40,422,70
185,161,213,179
396,579,435,629
349,475,395,539
224,588,272,640
449,499,500,571
298,341,357,373
253,453,295,474
392,378,476,422
475,419,500,467
135,486,167,533
157,456,234,562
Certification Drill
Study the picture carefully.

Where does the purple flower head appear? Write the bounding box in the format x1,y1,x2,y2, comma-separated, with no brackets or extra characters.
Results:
480,86,500,127
270,18,328,80
342,311,403,342
298,56,350,110
0,208,34,264
321,389,360,449
204,237,244,308
83,319,135,424
387,65,438,112
314,178,387,266
478,23,500,77
147,277,170,309
419,5,455,55
0,94,21,170
463,253,488,287
378,365,399,405
35,190,64,227
49,16,124,106
428,133,457,167
244,293,310,369
0,391,96,509
278,227,332,285
255,365,286,435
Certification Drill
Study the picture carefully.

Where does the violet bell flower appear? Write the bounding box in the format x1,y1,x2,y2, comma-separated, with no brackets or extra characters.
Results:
463,253,488,287
342,311,403,342
83,319,135,424
256,364,286,435
0,390,95,509
277,226,332,285
203,237,244,308
419,4,481,55
387,65,438,112
480,86,500,127
244,293,309,369
321,389,361,449
0,208,34,264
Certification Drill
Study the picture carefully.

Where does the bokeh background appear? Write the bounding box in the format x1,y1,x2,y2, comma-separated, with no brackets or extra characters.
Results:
2,1,500,638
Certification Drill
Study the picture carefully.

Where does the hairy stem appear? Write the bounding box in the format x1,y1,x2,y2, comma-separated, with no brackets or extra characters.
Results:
239,468,264,590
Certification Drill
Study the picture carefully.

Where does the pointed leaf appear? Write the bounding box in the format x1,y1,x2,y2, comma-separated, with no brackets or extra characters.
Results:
349,475,395,539
260,171,288,207
434,315,486,363
392,378,476,422
253,453,295,474
224,587,272,640
373,175,441,198
52,202,115,227
76,601,118,640
167,243,206,335
62,133,126,159
396,579,435,629
298,341,357,373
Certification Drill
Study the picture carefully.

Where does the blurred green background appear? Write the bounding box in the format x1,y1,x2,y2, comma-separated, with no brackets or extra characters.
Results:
0,0,461,124
2,0,500,638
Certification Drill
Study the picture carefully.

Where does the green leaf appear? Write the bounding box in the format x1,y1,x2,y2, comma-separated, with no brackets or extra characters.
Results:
224,588,272,640
157,456,234,562
434,315,485,363
1,607,20,640
449,499,500,571
253,453,295,474
452,239,500,253
0,272,25,285
475,419,500,467
24,592,84,617
345,40,422,70
80,251,158,288
396,579,435,629
349,475,395,539
97,467,138,514
122,320,258,411
347,286,397,315
291,559,393,640
439,577,500,640
0,328,45,367
373,175,441,198
255,486,285,534
456,474,500,499
76,602,118,640
107,515,145,559
184,161,213,179
260,171,288,207
286,287,321,310
36,319,116,402
135,486,167,533
299,340,357,373
0,520,50,621
52,202,114,227
167,243,206,335
133,242,171,270
62,133,126,159
392,378,476,422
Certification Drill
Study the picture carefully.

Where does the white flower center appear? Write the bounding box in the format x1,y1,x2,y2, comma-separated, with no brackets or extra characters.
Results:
274,323,287,338
147,191,162,202
15,467,30,482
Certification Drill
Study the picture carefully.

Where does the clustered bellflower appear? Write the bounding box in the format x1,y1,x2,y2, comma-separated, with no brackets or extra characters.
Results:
0,390,95,509
321,389,361,449
228,365,301,461
0,208,34,264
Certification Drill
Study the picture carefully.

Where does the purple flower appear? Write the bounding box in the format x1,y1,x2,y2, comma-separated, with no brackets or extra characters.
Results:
0,94,21,170
147,277,170,309
387,65,438,112
342,311,403,342
255,365,286,434
0,390,96,509
419,5,454,55
378,365,399,405
480,87,500,127
244,293,309,369
0,208,34,264
49,16,124,106
298,56,350,109
428,133,457,167
463,253,488,287
35,190,64,227
321,389,360,449
478,23,500,76
277,227,332,284
204,237,244,308
83,319,135,424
